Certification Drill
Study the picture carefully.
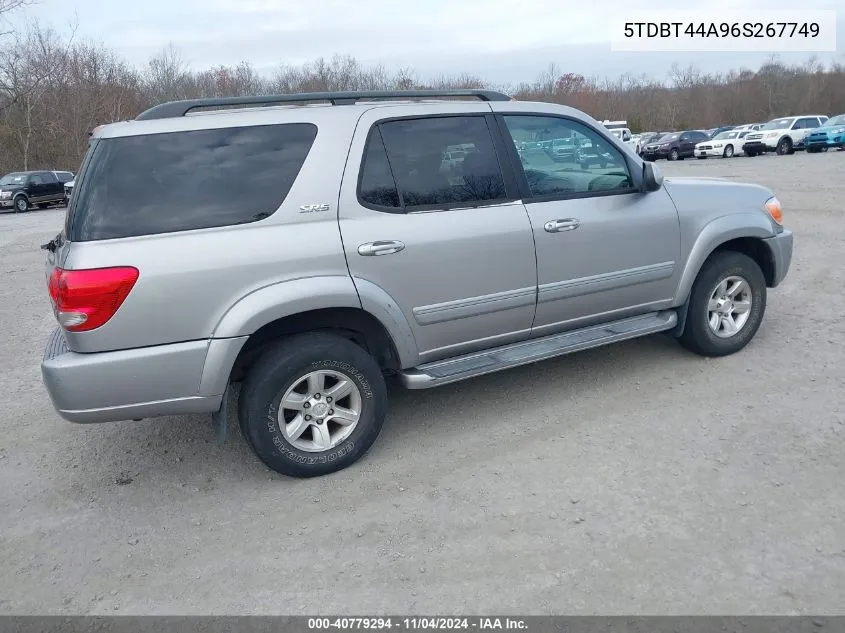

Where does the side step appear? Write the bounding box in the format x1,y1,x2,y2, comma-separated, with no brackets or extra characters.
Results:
399,310,677,389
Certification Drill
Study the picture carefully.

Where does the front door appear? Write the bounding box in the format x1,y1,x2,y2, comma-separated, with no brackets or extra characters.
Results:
339,104,538,364
494,110,681,337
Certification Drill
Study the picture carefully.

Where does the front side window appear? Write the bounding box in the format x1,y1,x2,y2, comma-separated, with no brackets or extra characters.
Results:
503,115,634,198
361,116,507,211
29,174,43,185
68,123,318,241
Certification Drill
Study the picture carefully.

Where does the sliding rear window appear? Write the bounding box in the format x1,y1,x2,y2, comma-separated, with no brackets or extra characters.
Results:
68,123,317,241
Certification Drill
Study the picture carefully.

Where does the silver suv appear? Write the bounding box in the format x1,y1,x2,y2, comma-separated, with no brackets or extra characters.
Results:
41,90,794,478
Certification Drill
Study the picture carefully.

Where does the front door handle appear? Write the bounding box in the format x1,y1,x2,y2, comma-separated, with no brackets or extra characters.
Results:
544,219,580,233
358,240,406,256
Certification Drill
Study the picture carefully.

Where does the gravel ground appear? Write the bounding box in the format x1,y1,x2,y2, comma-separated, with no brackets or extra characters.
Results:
1,151,844,615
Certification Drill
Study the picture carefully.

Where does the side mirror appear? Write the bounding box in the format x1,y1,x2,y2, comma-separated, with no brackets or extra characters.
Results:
642,161,663,192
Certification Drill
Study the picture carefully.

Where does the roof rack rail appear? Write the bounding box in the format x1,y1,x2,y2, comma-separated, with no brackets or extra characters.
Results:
135,89,513,121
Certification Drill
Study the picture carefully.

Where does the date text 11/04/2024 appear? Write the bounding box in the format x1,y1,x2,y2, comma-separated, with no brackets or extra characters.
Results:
623,22,820,38
308,618,528,630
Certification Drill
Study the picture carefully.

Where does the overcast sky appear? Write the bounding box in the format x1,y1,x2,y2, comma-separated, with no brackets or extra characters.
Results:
12,0,845,84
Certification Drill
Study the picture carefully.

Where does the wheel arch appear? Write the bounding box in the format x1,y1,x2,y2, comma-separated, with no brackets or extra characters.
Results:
670,216,778,335
207,276,420,390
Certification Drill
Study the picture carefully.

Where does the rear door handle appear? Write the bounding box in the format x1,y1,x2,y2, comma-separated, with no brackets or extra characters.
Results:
358,240,406,256
544,219,580,233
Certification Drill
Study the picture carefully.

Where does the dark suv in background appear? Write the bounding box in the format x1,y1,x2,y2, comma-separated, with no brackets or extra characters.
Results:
641,130,709,161
0,170,67,212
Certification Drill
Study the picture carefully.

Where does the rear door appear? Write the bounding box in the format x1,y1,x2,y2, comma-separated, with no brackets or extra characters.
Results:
42,171,62,199
338,104,538,364
493,108,680,337
27,174,46,201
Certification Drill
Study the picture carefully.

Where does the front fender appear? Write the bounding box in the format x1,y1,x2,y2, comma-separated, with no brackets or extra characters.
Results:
673,212,776,304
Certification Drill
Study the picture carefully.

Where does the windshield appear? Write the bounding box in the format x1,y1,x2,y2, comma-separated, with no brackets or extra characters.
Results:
714,131,739,140
823,114,845,127
658,133,680,142
0,173,27,186
762,118,794,130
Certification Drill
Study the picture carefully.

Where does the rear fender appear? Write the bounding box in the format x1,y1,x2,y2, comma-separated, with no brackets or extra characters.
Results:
210,275,420,371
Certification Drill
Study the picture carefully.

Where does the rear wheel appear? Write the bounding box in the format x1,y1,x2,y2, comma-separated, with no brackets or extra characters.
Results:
238,332,387,478
678,251,767,357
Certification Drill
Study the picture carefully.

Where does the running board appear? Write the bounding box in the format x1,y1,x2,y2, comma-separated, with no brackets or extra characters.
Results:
399,311,677,389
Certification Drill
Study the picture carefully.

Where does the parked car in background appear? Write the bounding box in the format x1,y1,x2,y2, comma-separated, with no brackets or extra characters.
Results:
641,130,709,161
733,123,765,132
636,132,667,155
805,114,845,152
52,171,74,185
708,125,736,139
0,170,65,212
53,171,75,203
64,179,75,201
695,129,752,158
742,115,829,156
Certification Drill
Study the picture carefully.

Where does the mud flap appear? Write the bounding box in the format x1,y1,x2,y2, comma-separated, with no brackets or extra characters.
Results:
212,384,230,444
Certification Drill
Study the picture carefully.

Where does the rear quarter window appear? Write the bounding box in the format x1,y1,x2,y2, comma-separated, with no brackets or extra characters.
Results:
68,123,318,241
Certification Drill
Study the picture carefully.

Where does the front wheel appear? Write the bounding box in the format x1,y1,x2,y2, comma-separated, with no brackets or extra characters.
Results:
14,196,29,213
668,148,679,161
238,332,387,478
776,137,792,155
723,145,734,158
678,251,767,357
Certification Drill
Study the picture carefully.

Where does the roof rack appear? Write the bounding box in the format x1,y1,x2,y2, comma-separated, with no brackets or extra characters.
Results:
135,89,512,121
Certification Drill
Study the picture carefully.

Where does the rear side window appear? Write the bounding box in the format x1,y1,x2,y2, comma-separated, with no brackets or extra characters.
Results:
358,115,507,212
68,123,317,241
359,129,401,211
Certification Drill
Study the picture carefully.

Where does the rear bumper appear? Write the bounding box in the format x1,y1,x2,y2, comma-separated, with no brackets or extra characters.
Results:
763,228,794,288
41,328,246,423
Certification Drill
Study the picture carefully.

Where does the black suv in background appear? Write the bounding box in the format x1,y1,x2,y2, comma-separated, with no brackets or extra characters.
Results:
641,130,710,161
0,170,67,212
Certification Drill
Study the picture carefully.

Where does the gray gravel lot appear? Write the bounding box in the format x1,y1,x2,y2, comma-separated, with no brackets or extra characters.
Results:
1,152,844,615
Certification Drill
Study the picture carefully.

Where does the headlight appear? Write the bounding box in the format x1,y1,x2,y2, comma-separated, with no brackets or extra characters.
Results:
713,143,723,148
765,132,779,138
660,143,670,148
0,191,11,199
764,196,783,225
830,127,845,134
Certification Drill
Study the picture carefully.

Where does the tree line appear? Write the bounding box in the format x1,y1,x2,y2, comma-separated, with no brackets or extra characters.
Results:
1,20,844,174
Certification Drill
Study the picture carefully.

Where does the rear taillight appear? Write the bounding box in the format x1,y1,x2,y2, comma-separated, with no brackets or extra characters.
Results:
47,267,139,332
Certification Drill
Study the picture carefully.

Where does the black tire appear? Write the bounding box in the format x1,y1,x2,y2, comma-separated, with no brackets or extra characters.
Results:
678,251,767,357
238,332,387,478
776,137,792,155
723,145,734,158
14,196,29,213
669,148,679,161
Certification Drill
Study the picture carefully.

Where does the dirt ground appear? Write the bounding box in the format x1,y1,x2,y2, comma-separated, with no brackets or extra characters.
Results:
1,151,843,615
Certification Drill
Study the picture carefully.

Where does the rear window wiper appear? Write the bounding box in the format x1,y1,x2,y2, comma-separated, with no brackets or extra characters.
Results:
40,232,64,253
